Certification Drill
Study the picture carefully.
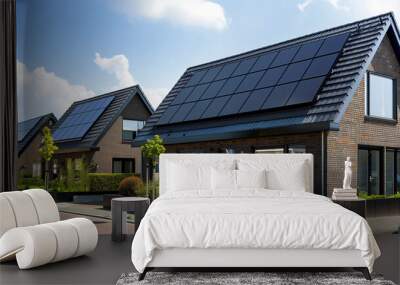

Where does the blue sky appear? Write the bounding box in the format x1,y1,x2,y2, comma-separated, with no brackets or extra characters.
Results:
16,0,400,121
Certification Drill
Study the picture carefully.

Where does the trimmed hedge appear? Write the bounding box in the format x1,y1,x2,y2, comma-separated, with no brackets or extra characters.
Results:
88,173,137,192
18,177,45,190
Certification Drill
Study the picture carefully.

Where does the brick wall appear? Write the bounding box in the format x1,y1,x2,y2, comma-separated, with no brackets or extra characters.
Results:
92,117,142,174
17,132,43,176
327,35,400,197
166,132,324,194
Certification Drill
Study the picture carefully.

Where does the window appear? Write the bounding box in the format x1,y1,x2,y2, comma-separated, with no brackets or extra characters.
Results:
365,72,396,120
386,150,395,195
112,158,135,173
122,120,145,141
32,162,42,177
254,144,306,154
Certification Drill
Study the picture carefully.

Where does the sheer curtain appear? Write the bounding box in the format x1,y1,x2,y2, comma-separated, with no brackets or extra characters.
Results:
0,0,17,192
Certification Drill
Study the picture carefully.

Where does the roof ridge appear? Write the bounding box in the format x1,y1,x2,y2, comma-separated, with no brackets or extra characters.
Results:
72,85,139,105
18,112,55,124
187,12,393,72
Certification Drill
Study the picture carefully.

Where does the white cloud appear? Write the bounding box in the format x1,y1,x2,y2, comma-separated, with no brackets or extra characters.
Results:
297,0,313,12
17,60,95,121
94,52,136,89
296,0,399,17
94,52,166,108
117,0,228,31
143,87,169,109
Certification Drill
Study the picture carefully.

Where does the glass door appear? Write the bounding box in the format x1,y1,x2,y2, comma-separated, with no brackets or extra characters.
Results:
358,147,382,195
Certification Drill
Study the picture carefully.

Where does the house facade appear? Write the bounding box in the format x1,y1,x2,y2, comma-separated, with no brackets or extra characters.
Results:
53,85,153,176
17,113,57,178
134,13,400,197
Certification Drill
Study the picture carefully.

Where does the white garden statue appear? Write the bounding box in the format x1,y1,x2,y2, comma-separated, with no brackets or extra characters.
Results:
343,157,352,189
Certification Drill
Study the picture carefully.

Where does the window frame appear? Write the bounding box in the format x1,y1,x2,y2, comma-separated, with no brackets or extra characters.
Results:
365,71,397,122
122,119,145,143
112,158,135,174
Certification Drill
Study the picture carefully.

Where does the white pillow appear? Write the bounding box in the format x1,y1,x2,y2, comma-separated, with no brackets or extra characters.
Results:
167,162,212,192
237,169,267,189
266,161,307,191
212,168,237,191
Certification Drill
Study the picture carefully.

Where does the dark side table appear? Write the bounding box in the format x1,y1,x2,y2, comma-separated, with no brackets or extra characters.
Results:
111,197,150,242
332,198,366,218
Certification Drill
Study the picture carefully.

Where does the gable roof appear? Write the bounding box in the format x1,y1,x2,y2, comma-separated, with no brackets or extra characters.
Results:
54,85,153,152
18,113,57,155
134,12,400,146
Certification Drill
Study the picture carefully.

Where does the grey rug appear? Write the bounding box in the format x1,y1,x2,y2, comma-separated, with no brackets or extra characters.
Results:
116,272,396,285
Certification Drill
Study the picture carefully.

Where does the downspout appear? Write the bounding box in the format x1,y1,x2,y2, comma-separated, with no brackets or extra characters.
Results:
321,130,327,196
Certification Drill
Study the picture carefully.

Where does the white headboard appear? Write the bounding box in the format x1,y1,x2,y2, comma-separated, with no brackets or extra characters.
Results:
159,153,314,195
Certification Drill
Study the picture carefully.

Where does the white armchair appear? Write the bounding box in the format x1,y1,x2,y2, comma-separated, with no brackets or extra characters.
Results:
0,189,98,269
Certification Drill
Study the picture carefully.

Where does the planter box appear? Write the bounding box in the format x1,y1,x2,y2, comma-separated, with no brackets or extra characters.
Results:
50,191,118,203
103,194,124,210
366,198,400,218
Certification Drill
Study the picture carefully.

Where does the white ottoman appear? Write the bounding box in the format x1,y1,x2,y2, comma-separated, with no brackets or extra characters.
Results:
0,189,98,269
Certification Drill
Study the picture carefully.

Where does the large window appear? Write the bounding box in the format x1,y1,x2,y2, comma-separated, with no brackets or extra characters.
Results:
254,144,306,154
112,158,135,173
122,120,145,141
358,146,400,195
365,72,396,120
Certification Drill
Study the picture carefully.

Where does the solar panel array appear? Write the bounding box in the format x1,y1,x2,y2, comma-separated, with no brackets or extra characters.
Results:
157,32,349,125
53,96,114,142
18,117,42,141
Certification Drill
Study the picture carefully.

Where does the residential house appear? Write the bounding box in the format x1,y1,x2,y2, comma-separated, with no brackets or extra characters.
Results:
53,85,153,176
17,113,57,177
134,13,400,197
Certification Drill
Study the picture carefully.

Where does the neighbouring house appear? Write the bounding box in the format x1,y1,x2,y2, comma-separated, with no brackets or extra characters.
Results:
134,13,400,197
17,113,58,177
53,85,153,176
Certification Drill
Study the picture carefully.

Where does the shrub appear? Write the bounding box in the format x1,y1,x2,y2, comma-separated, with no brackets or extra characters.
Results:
88,173,133,192
118,176,144,196
17,177,45,190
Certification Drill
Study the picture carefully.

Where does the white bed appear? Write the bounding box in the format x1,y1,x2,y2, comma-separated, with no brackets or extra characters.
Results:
131,154,380,280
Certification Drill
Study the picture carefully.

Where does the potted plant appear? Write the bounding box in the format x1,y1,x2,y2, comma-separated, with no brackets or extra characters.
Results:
141,135,166,199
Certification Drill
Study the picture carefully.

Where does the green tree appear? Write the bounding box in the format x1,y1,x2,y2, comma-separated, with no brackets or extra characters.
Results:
38,127,58,190
141,135,166,173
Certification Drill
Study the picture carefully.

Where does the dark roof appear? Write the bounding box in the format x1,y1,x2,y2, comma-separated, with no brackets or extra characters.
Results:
54,85,153,151
18,113,57,155
134,12,400,146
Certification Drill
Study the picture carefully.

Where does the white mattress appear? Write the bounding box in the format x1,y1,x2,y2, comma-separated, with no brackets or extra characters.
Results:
131,190,380,273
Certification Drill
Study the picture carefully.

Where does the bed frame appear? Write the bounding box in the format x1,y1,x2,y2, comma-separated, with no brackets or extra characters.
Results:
139,248,371,280
138,154,372,281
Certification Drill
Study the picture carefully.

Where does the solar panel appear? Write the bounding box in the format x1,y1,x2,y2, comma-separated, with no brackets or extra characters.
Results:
303,53,338,79
215,62,240,80
53,96,114,141
201,96,230,119
184,84,209,102
171,86,194,105
219,92,251,116
286,76,325,106
256,66,286,89
316,32,349,56
292,39,323,62
186,70,207,86
157,32,348,126
261,82,297,110
200,80,226,100
218,75,245,96
231,57,258,76
240,87,273,113
236,71,264,93
270,46,300,68
278,60,311,85
200,65,223,83
251,52,277,72
184,99,212,121
169,102,195,123
157,104,180,125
